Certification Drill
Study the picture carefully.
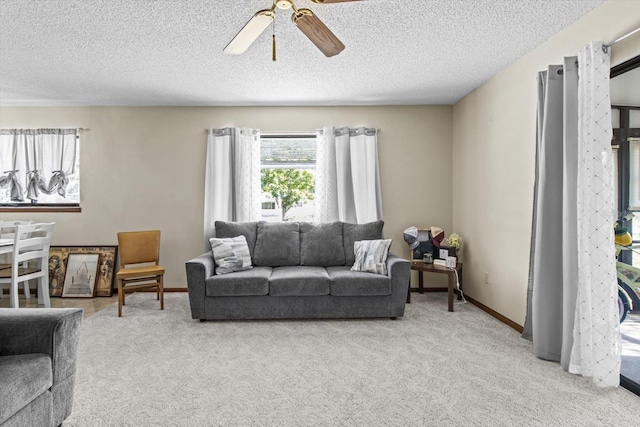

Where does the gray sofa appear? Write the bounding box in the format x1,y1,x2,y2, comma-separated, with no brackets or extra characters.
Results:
0,308,83,427
186,220,410,321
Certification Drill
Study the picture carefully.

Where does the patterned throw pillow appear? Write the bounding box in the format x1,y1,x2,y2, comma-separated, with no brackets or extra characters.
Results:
351,239,392,275
209,235,253,275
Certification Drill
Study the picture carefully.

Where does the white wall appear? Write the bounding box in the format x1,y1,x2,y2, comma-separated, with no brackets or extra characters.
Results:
0,105,453,288
452,0,640,326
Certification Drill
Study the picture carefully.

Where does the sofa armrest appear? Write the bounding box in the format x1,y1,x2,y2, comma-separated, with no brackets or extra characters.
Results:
185,252,215,320
0,308,83,385
386,253,410,317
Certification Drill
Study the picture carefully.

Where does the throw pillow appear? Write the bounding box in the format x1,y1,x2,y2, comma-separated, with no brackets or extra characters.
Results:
351,239,392,275
209,235,253,275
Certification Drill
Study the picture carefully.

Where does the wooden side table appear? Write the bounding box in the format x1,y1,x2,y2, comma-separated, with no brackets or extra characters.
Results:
407,260,463,312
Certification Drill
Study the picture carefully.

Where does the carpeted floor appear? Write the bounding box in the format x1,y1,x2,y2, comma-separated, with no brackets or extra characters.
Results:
64,292,640,426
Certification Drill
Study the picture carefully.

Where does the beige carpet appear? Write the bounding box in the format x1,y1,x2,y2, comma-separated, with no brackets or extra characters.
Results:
64,292,640,426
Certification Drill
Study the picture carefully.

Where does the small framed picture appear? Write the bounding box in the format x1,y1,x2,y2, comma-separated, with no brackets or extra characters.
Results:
95,250,117,297
48,248,67,297
436,245,457,260
61,253,100,298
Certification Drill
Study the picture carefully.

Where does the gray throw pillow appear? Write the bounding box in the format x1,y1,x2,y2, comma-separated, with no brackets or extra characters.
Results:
209,235,253,275
300,222,345,266
253,222,300,266
215,221,261,259
343,220,384,265
351,239,392,275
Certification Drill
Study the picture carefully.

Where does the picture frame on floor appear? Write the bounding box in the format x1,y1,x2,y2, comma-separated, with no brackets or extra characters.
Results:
61,253,100,298
49,246,118,297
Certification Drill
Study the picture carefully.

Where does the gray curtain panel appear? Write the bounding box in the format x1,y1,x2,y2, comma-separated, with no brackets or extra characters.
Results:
523,57,579,370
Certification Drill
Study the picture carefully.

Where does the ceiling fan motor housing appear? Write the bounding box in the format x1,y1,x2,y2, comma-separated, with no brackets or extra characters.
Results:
276,0,293,9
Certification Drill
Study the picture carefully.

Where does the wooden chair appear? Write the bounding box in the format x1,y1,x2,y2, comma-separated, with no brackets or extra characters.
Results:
116,230,164,317
0,222,54,308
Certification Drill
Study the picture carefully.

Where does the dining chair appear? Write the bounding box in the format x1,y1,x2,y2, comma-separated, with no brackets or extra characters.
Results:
116,230,165,317
0,220,35,301
0,222,55,308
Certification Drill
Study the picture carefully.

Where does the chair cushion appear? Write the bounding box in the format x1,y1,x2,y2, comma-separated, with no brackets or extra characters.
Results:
343,220,384,265
351,239,392,275
205,266,272,296
116,265,164,279
299,222,345,267
0,354,52,425
269,266,330,296
209,235,252,274
327,266,391,296
253,222,300,267
215,221,261,260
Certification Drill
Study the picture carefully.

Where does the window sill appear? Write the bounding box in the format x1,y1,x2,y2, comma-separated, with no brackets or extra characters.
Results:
0,205,81,213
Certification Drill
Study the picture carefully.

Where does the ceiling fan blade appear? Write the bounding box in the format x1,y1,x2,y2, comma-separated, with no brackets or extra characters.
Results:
311,0,364,4
223,9,274,55
292,9,345,57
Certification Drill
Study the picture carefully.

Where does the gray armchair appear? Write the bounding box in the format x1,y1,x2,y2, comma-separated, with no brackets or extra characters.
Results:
0,308,83,427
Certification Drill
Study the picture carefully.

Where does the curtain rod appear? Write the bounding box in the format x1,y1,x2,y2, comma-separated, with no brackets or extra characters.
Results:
202,130,316,136
203,129,315,135
203,129,381,134
604,26,640,52
261,131,316,137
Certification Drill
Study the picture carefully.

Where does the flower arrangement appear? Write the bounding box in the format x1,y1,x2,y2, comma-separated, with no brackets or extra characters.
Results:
445,233,463,250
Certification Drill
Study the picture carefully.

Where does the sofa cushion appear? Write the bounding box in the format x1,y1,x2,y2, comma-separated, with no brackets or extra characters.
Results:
269,266,330,296
209,235,252,274
300,222,345,266
205,267,272,296
343,220,384,265
0,354,52,425
351,239,392,275
327,266,391,296
215,221,261,260
253,222,300,267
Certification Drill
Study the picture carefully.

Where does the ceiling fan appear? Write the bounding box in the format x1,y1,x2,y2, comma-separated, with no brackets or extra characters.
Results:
223,0,363,58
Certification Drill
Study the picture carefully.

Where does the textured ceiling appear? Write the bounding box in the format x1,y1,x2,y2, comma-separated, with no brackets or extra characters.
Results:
0,0,605,106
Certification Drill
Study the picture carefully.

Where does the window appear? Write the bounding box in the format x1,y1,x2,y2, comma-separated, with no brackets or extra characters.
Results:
260,133,316,222
0,129,80,210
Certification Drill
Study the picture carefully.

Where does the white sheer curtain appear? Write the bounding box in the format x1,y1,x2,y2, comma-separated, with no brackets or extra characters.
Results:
523,41,620,387
570,41,620,386
203,127,261,249
0,129,77,202
315,126,383,224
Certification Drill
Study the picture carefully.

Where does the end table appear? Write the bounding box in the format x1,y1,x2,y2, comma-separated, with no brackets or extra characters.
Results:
407,260,463,312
